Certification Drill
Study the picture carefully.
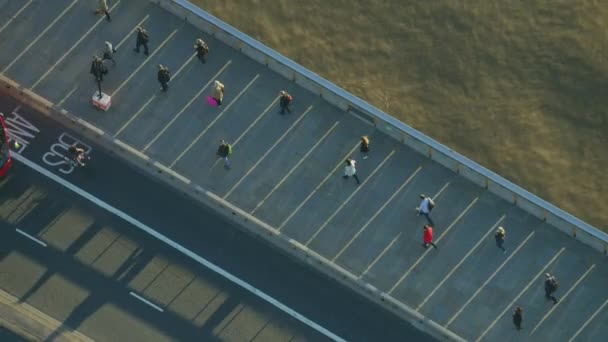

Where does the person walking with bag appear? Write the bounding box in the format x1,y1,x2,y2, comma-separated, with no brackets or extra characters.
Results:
95,0,111,22
360,136,370,159
194,38,209,63
216,139,232,169
279,90,292,114
210,80,225,105
102,41,117,66
416,194,435,226
342,158,360,184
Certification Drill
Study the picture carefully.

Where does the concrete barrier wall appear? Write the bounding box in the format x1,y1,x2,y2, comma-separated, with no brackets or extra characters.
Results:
151,0,608,257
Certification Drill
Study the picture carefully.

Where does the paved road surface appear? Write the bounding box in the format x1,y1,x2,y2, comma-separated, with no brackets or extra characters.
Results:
0,94,435,341
0,0,607,341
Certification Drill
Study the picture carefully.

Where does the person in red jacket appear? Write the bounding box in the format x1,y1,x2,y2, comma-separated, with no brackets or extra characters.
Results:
423,225,437,249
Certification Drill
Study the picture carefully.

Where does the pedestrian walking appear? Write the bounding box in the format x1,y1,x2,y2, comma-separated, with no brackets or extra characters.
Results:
342,158,360,184
544,273,559,304
512,307,523,330
157,64,170,92
95,0,111,22
422,225,438,249
216,140,232,169
360,136,370,159
495,226,506,253
102,41,117,66
210,80,225,105
134,26,149,56
194,38,209,63
416,194,435,226
279,90,292,114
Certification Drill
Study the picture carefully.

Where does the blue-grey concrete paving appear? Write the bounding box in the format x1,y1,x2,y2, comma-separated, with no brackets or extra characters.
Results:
1,0,607,340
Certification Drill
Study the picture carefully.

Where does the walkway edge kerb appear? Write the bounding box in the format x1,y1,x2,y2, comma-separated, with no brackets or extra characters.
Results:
0,76,464,342
152,0,608,250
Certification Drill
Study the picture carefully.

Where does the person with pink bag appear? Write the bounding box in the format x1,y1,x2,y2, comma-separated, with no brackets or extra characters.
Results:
207,80,225,106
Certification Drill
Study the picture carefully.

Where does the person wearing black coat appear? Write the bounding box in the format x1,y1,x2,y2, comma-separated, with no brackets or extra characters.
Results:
134,26,149,55
157,64,170,92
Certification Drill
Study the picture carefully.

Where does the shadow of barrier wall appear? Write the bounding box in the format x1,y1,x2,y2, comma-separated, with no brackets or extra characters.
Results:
1,0,606,340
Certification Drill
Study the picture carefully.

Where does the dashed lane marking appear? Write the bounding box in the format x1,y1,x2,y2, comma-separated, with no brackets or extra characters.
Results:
223,106,315,199
304,150,397,246
332,166,423,261
0,0,33,36
169,74,260,168
129,291,164,312
32,1,122,89
251,119,338,214
388,196,480,295
416,214,507,310
2,0,79,74
529,264,596,335
474,247,565,341
110,28,179,97
360,232,401,277
12,152,347,342
278,141,362,231
15,228,47,247
142,60,232,152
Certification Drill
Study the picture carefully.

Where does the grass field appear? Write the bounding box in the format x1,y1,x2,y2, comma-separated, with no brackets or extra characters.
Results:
193,0,607,230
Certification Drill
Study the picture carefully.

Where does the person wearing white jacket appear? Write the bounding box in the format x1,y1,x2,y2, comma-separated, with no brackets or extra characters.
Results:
342,158,360,184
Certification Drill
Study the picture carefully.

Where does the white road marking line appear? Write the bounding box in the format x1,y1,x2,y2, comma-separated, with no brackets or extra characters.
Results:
114,96,155,137
32,1,122,89
568,296,608,342
57,85,78,107
332,166,423,262
360,232,402,277
305,150,397,246
12,153,346,342
388,196,480,295
223,106,315,199
142,60,232,152
432,181,451,202
0,0,33,35
129,291,164,312
278,141,362,230
416,214,507,310
2,0,79,74
529,264,596,335
251,119,338,214
15,228,47,247
111,29,179,97
474,247,565,341
169,74,260,168
445,230,535,327
116,15,150,50
211,96,280,169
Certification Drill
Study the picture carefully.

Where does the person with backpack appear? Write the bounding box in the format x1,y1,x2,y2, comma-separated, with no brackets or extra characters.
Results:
157,64,170,92
544,273,559,304
422,225,437,249
495,226,506,253
360,136,370,159
279,90,293,114
216,139,232,169
194,38,209,63
134,26,149,56
417,194,435,226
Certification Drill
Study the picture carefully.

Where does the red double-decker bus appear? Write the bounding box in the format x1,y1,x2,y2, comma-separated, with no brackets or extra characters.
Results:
0,114,12,177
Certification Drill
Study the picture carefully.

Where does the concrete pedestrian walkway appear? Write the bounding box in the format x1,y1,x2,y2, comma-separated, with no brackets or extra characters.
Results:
1,0,607,340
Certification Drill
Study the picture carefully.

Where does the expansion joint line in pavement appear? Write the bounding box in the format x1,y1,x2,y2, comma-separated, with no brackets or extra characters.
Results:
388,195,480,295
55,14,150,107
211,96,281,169
332,165,424,262
568,296,608,342
250,119,339,215
475,247,565,341
223,105,315,199
2,0,80,74
445,229,536,327
360,232,402,277
0,0,33,36
169,73,261,168
416,214,507,311
529,263,596,335
142,60,232,153
305,149,397,246
114,52,198,137
111,28,180,97
32,1,123,89
278,141,362,231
